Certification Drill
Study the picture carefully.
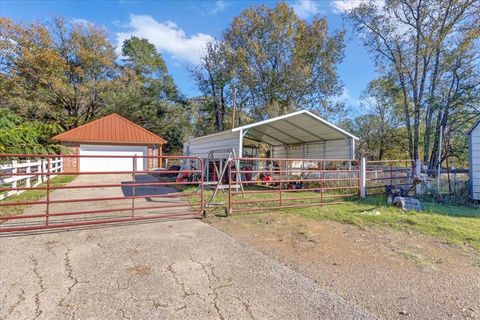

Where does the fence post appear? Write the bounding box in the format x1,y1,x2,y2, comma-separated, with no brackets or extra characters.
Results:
37,161,42,183
360,157,366,198
415,159,423,196
42,159,47,182
25,160,31,188
11,160,18,195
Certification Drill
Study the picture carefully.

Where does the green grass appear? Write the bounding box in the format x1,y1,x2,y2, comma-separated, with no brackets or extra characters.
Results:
0,175,77,217
184,186,480,250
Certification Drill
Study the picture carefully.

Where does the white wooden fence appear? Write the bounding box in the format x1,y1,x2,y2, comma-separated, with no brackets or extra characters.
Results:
0,158,63,200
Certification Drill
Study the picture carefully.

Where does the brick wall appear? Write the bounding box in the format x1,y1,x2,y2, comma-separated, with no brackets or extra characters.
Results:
61,142,80,173
147,144,163,169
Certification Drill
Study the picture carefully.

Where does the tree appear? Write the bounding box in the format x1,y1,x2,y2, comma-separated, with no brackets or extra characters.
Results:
347,0,480,167
340,78,405,160
0,17,117,128
194,2,346,126
0,108,63,154
104,37,190,154
192,41,231,132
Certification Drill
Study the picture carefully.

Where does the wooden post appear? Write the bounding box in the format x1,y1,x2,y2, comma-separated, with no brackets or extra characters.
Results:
37,161,42,184
25,160,31,188
42,159,47,182
12,160,18,196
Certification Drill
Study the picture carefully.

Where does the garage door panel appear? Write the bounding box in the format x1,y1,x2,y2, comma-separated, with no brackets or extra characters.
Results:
79,145,147,172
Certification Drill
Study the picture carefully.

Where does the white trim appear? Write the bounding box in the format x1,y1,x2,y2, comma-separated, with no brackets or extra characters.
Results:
186,130,234,143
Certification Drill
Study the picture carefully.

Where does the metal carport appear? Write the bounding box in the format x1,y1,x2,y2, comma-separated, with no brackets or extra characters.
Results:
184,110,358,161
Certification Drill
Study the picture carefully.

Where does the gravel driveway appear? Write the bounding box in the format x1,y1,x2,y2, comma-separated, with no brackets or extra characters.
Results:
0,219,375,319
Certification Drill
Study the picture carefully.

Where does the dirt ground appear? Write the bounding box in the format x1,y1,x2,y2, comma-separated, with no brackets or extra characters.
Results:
209,212,480,320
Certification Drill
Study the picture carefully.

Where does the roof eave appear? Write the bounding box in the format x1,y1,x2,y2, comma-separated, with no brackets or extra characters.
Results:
467,119,480,135
54,139,166,145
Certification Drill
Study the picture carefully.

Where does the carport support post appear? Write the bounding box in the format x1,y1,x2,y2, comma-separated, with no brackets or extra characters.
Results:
360,157,366,198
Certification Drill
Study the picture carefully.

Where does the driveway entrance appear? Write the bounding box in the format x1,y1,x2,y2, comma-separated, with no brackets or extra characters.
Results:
0,219,374,319
0,154,204,232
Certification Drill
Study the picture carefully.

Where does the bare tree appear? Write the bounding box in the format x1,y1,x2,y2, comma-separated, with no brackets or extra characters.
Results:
347,0,480,166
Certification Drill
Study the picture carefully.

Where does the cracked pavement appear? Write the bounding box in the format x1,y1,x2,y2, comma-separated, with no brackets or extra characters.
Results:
0,219,376,319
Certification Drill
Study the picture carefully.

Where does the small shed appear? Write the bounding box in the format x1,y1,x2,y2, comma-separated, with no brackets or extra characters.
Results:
53,114,166,173
468,120,480,200
184,110,358,163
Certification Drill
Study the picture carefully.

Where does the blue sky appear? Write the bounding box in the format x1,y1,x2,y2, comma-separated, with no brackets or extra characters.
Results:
1,0,377,118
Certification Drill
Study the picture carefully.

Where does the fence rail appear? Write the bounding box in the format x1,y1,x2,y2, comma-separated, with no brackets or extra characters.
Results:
227,157,360,214
364,159,415,197
0,154,204,232
1,153,472,233
0,158,63,200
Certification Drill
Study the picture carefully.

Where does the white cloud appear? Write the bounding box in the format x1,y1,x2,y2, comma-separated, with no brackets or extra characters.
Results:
209,0,227,15
292,0,320,19
71,18,94,26
116,14,214,65
331,0,384,13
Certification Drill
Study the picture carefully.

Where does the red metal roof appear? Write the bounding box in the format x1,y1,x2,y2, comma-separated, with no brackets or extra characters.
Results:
53,114,167,145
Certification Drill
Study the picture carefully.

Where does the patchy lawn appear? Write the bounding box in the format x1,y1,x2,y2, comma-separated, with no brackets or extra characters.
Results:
0,175,76,218
187,187,480,250
284,197,480,250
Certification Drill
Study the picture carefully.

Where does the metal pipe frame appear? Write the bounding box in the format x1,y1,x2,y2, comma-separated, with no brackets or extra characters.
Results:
227,157,360,213
0,154,205,232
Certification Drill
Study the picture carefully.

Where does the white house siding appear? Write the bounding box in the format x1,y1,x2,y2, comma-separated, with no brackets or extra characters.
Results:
470,124,480,200
272,139,353,160
184,130,241,160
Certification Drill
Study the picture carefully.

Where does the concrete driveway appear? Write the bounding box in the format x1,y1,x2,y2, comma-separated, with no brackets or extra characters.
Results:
0,219,375,319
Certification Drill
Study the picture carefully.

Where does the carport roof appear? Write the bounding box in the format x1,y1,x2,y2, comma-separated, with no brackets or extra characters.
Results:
188,110,358,146
53,114,167,145
233,110,358,145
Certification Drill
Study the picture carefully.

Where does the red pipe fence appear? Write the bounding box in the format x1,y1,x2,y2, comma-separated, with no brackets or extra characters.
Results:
0,154,204,232
227,157,360,215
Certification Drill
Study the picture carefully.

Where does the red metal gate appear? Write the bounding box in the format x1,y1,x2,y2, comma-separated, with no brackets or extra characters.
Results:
0,154,204,232
227,157,360,214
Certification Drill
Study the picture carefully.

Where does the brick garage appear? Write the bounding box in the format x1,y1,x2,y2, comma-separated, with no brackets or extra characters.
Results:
53,114,166,173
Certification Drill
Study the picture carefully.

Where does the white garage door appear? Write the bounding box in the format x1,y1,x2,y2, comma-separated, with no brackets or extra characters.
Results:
79,144,147,172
